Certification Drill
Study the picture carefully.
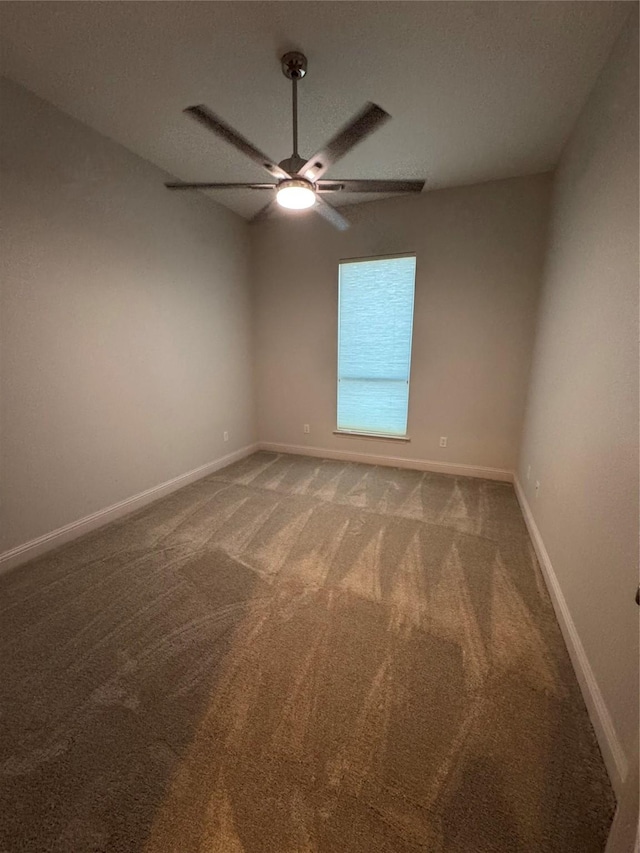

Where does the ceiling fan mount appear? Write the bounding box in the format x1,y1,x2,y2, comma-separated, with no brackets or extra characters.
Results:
281,51,307,81
165,49,425,230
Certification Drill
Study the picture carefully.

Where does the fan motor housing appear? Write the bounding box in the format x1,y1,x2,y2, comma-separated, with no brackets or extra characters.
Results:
278,154,307,175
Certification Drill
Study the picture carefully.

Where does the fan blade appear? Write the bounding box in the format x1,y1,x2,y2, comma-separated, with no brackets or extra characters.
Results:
165,182,277,190
185,105,290,181
316,179,425,194
313,196,350,231
251,199,279,224
299,103,390,182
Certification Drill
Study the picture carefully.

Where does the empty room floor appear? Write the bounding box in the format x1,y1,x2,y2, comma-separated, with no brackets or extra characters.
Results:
0,452,614,852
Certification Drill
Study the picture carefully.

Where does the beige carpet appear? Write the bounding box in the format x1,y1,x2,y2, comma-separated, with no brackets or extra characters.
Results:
0,452,614,852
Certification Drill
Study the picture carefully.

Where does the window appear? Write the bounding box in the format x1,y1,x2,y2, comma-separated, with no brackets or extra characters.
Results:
337,254,416,437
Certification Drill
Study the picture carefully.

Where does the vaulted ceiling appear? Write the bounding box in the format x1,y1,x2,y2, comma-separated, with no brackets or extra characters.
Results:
0,1,631,218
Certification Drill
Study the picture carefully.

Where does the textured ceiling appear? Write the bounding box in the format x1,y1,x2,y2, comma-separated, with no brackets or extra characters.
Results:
0,1,631,219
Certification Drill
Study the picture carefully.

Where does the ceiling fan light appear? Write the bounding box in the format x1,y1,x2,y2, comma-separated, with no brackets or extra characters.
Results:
276,179,316,210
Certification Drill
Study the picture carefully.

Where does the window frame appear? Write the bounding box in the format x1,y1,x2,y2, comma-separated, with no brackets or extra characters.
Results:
335,252,417,442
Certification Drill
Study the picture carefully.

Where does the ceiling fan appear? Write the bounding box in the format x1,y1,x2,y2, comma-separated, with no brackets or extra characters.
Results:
165,51,425,230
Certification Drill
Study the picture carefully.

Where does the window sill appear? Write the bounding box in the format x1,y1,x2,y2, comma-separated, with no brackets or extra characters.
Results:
333,430,411,443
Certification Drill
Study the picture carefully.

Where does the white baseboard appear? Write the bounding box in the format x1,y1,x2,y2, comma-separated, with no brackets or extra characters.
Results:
605,793,640,853
259,441,513,482
0,443,258,575
514,477,627,795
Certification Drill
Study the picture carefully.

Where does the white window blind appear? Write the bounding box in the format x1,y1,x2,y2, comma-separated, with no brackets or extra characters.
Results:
337,255,416,437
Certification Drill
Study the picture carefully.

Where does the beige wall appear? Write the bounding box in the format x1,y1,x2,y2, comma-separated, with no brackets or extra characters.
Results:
252,174,551,475
0,78,256,554
517,11,639,849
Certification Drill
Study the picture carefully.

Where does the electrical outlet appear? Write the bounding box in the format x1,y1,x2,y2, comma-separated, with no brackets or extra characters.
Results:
223,431,229,442
303,424,310,434
526,465,531,480
535,480,540,498
439,436,447,448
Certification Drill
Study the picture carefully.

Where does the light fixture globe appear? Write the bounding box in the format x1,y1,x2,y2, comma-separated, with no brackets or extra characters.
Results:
276,179,316,210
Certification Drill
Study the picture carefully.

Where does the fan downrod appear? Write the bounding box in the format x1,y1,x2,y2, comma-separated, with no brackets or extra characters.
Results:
281,51,307,80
